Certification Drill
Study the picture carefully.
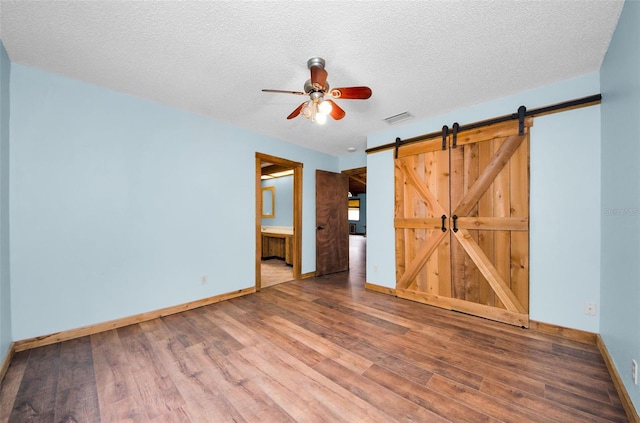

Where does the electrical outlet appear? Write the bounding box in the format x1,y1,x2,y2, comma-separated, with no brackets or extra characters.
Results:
584,303,596,316
632,359,638,385
201,275,207,285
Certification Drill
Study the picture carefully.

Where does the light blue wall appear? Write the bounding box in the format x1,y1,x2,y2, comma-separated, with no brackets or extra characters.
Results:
366,149,395,283
338,151,366,171
0,41,11,360
600,0,640,410
261,175,293,227
9,64,338,340
367,72,602,332
530,106,601,332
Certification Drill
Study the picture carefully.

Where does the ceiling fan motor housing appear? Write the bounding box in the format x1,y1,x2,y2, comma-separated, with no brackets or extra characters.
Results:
304,79,329,95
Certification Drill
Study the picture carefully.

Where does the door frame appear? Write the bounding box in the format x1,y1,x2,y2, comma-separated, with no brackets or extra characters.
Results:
255,153,302,291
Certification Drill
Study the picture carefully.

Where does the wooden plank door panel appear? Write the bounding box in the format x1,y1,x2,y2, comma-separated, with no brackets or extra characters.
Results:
450,122,530,327
509,136,530,309
395,139,451,304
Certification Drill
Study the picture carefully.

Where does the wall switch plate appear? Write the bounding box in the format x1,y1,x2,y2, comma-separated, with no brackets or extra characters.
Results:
633,359,638,385
584,303,596,316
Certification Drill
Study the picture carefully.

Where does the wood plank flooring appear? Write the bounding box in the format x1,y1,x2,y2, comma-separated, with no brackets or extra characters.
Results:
0,236,628,422
261,258,294,288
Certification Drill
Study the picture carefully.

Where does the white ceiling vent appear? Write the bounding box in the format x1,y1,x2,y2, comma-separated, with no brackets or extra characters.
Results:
384,112,413,125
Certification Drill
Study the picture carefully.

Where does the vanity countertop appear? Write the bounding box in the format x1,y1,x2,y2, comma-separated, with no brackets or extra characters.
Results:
261,226,293,235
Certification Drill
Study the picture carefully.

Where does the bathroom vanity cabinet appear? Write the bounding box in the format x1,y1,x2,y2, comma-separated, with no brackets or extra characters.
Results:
261,232,293,265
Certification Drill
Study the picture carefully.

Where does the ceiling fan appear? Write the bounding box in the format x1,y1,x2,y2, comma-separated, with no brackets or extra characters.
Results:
262,57,372,125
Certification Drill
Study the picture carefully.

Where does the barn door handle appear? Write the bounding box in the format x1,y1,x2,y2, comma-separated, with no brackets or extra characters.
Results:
317,226,324,230
441,215,447,232
452,215,459,233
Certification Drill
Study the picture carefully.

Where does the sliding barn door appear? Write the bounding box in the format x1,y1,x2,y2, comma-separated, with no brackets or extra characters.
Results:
395,119,531,327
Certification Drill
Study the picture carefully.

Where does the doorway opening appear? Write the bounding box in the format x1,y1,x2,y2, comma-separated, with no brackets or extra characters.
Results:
256,153,302,290
343,166,367,236
313,167,367,277
343,166,367,279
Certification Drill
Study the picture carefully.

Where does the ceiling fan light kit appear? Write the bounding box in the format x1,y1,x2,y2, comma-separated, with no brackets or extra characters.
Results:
262,57,372,125
301,89,333,125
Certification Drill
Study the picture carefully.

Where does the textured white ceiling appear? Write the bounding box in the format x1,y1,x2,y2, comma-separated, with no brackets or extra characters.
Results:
0,1,624,156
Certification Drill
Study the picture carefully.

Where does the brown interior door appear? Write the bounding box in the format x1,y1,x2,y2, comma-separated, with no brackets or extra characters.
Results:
395,119,531,327
316,170,349,276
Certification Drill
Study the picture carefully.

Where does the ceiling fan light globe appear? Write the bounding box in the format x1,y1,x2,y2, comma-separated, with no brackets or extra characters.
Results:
302,104,312,118
315,113,327,125
318,100,333,114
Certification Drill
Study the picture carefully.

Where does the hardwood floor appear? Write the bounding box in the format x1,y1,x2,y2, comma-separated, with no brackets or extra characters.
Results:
0,235,629,422
261,258,294,288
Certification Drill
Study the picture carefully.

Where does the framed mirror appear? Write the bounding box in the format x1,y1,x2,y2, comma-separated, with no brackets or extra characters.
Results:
262,186,275,218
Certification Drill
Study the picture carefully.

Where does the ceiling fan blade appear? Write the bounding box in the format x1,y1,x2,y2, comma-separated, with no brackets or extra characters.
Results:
262,89,306,95
310,66,328,90
287,102,307,120
330,86,372,100
327,100,346,120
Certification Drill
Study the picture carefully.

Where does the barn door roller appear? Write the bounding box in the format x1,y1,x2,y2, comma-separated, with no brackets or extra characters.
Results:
517,105,526,136
452,122,460,148
442,125,449,150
